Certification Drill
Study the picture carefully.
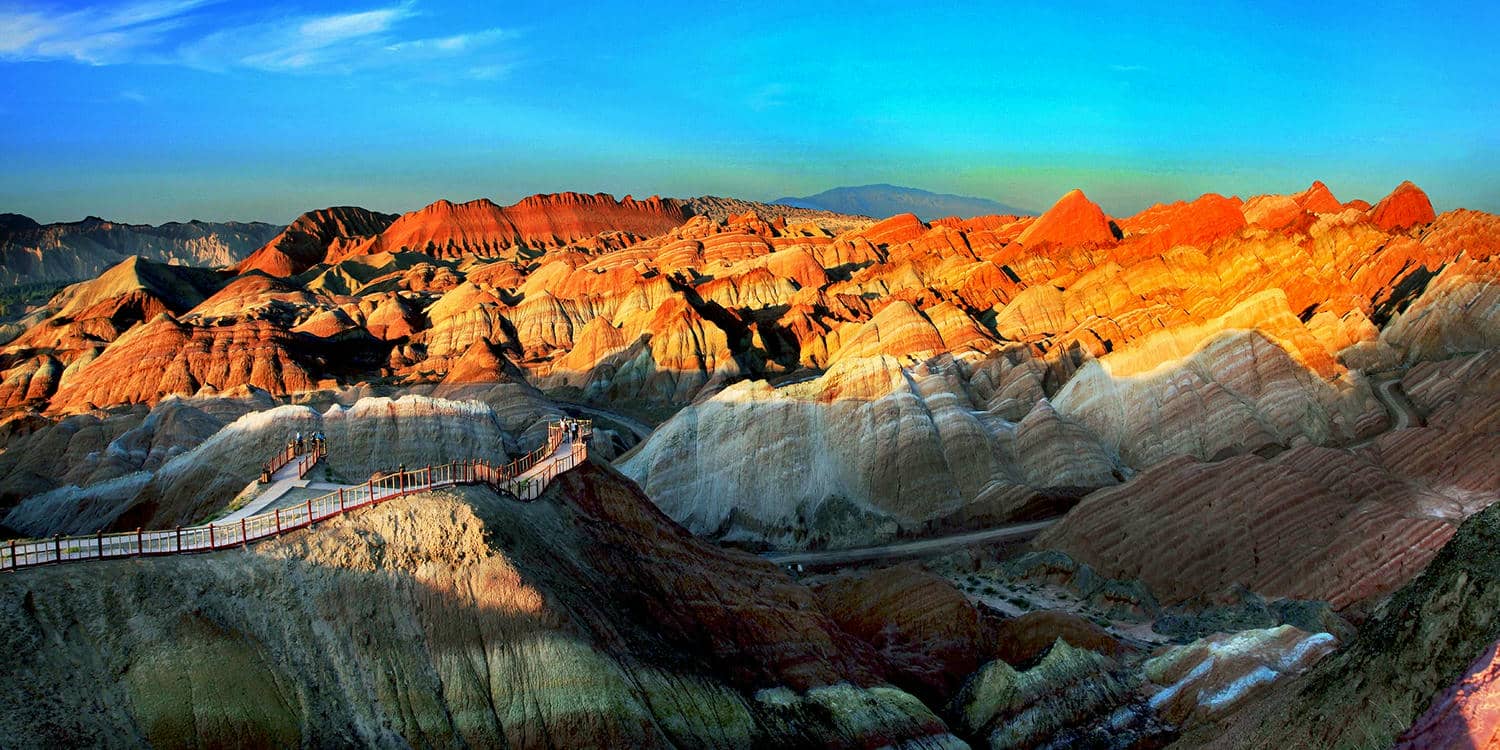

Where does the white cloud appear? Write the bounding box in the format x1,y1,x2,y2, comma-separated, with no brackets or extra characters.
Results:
0,1,518,78
299,6,410,44
0,0,214,64
385,27,517,56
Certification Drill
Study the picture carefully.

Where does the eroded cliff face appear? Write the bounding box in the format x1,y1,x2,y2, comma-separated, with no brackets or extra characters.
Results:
619,182,1495,550
1199,497,1500,748
1037,350,1500,611
619,348,1120,549
0,465,964,749
0,214,280,288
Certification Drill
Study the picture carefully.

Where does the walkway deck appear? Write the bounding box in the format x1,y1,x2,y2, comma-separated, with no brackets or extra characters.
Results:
2,419,592,571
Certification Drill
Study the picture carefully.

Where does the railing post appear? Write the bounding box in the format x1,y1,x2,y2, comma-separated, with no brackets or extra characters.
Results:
339,487,345,511
241,518,248,547
55,533,63,562
425,465,432,489
306,497,313,526
368,477,374,504
208,523,215,549
7,540,14,570
97,530,104,559
135,528,143,557
175,526,182,552
275,508,282,534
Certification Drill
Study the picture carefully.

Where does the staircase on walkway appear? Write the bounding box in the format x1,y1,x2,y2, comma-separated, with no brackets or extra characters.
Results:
2,419,591,571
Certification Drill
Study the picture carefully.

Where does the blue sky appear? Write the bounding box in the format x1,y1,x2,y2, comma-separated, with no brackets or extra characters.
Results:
1,0,1496,224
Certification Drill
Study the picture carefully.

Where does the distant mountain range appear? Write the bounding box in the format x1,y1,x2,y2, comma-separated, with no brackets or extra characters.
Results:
0,214,281,289
772,184,1034,221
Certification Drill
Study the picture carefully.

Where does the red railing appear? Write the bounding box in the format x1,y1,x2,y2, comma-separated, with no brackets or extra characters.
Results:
296,450,319,479
263,443,300,479
1,419,593,572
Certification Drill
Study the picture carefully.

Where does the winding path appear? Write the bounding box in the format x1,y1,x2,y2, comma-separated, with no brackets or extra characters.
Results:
762,519,1056,568
2,420,592,571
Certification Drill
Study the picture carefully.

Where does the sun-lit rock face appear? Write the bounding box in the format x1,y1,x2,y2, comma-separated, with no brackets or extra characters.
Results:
620,349,1121,549
5,257,223,365
234,206,397,277
1295,179,1345,213
0,465,964,749
1369,180,1437,231
1118,192,1246,252
3,182,1496,550
1016,188,1117,247
364,192,691,260
47,316,323,412
1396,639,1500,749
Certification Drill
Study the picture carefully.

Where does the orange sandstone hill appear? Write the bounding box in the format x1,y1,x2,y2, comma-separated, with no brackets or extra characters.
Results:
1015,188,1118,246
352,192,691,262
1,180,1493,570
237,193,691,277
234,206,397,277
1369,179,1438,231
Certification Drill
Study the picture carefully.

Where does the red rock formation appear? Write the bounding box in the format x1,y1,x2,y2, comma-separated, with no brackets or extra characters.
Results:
811,564,991,704
1119,193,1246,251
858,213,928,247
366,193,689,260
1038,348,1500,610
441,338,517,384
48,316,321,412
1295,180,1344,213
234,206,395,277
1016,189,1117,247
1369,180,1437,231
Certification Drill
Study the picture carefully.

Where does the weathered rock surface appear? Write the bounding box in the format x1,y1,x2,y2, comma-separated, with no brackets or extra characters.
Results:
1038,350,1500,609
1142,625,1337,731
1203,498,1500,748
1396,638,1500,749
0,464,965,749
363,192,690,260
811,564,991,705
234,206,396,277
0,213,279,287
1016,188,1117,247
620,350,1120,548
1369,180,1437,231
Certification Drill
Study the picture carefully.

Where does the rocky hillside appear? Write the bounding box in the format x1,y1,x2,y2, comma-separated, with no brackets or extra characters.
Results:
234,206,397,277
1199,496,1500,747
0,214,280,288
1,181,1495,572
623,181,1498,552
1036,349,1500,612
0,464,965,749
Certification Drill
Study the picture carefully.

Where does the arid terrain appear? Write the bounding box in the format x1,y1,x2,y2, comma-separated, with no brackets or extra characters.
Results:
1,180,1497,748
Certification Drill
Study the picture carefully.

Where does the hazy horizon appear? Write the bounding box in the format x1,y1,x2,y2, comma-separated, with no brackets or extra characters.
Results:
3,1,1496,225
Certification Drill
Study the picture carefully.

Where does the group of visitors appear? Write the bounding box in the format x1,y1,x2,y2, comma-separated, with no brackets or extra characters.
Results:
260,430,328,483
288,431,327,456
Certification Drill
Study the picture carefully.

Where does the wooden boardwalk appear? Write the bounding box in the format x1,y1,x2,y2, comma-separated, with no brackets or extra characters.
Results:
2,419,591,571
